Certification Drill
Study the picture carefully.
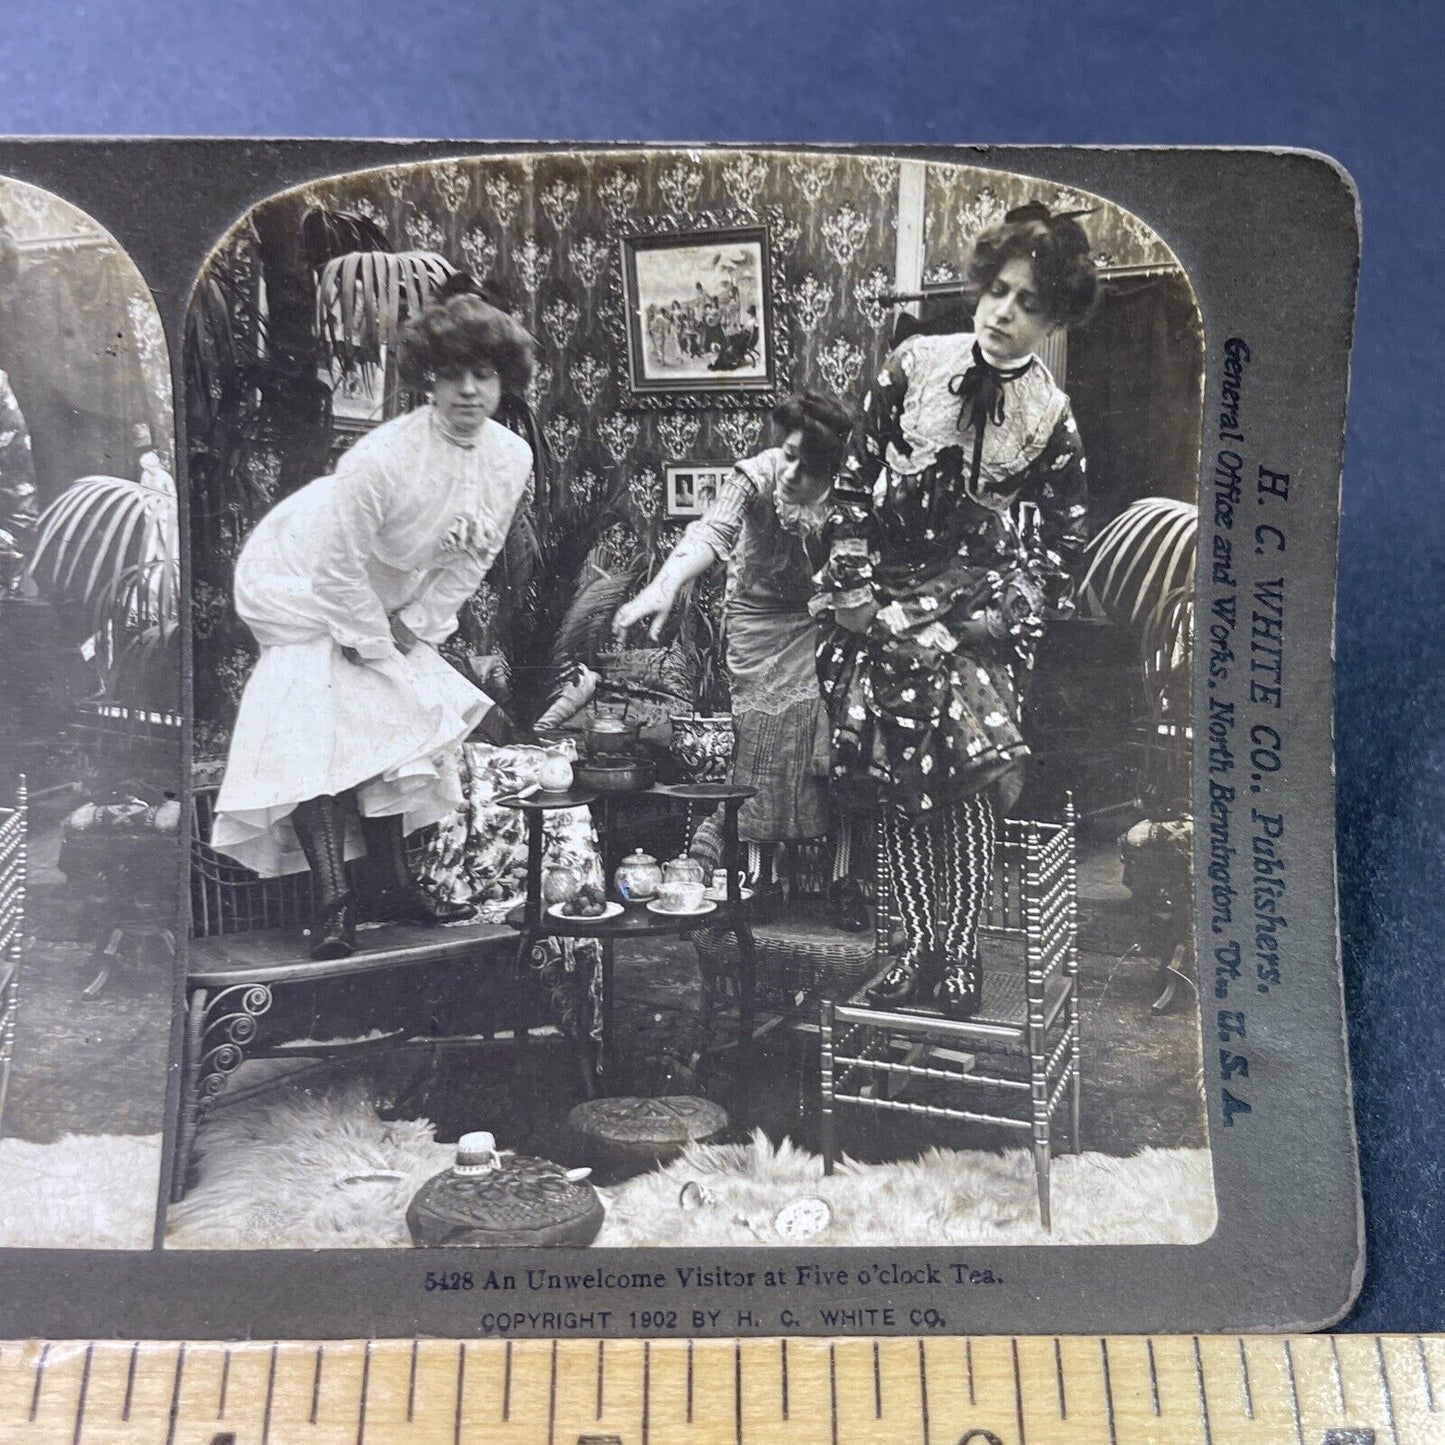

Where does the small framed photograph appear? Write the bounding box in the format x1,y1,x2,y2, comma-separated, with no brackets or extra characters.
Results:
621,225,775,401
664,462,732,517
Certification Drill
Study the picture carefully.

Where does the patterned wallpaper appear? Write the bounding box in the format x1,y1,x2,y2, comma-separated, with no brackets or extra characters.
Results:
922,165,1178,284
289,150,903,567
192,150,1191,730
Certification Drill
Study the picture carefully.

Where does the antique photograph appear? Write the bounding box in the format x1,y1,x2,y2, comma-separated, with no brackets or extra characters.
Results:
167,148,1214,1255
622,225,773,395
665,463,730,518
0,175,177,1248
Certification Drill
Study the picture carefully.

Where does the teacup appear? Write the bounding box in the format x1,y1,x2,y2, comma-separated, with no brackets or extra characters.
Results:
658,880,706,913
708,868,748,898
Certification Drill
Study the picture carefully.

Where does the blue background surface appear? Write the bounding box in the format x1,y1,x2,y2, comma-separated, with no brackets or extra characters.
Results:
2,0,1441,1331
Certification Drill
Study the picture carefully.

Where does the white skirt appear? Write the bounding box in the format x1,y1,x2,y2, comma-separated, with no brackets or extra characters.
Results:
210,638,492,878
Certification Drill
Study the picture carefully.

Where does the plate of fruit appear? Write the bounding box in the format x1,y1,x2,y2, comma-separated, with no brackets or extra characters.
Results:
550,885,622,921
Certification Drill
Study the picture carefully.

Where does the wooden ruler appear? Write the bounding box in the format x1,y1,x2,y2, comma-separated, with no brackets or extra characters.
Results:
0,1335,1438,1443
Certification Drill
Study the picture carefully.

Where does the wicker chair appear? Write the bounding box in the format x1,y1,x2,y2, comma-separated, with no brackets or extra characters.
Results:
0,775,25,1134
820,799,1080,1230
175,786,518,1202
690,835,884,1034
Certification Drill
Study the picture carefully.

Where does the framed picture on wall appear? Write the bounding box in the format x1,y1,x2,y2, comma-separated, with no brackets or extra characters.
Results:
664,462,733,517
621,225,776,403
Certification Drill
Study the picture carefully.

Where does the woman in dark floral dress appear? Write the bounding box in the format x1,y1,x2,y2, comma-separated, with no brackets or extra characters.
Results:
813,202,1097,1017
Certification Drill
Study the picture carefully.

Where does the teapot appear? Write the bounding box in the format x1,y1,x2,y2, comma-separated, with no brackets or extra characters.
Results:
662,856,706,887
614,850,662,902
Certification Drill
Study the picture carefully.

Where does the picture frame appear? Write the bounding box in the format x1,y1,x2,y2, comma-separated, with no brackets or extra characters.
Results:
664,461,733,518
620,224,776,404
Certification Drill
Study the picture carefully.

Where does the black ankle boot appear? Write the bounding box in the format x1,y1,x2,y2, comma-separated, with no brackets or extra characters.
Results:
361,813,477,926
371,883,477,927
828,877,870,932
306,897,357,960
866,951,942,1008
936,955,982,1020
291,795,357,961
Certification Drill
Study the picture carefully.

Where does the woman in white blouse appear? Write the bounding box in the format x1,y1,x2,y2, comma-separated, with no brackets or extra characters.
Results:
211,278,535,960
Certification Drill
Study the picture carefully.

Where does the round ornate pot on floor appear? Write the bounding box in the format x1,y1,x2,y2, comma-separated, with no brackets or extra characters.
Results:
568,1096,729,1183
406,1132,604,1248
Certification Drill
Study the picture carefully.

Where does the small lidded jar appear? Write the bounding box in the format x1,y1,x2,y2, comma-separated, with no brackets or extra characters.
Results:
614,850,663,902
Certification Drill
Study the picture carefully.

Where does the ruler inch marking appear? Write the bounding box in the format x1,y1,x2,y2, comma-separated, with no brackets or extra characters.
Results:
873,1338,882,1418
502,1338,510,1421
30,1340,49,1421
1053,1337,1066,1418
641,1339,649,1445
261,1342,277,1445
1330,1330,1348,1413
1238,1337,1253,1419
122,1342,139,1423
218,1345,231,1420
1100,1337,1118,1445
735,1338,743,1445
548,1338,558,1445
165,1343,186,1445
1192,1335,1213,1445
455,1341,467,1445
309,1344,323,1426
780,1337,789,1420
407,1337,418,1422
1012,1337,1027,1445
828,1342,838,1445
1283,1339,1304,1445
1377,1334,1399,1442
918,1338,930,1445
966,1337,976,1406
356,1339,371,1445
687,1338,694,1424
597,1337,605,1420
70,1342,93,1445
1146,1337,1160,1416
1419,1334,1438,1412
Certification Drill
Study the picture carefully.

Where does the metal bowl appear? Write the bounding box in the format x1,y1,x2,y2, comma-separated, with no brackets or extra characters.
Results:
583,715,643,758
572,755,656,794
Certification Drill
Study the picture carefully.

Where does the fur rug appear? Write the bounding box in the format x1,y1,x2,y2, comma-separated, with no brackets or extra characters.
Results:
597,1130,1215,1247
167,1086,1215,1250
0,1133,162,1248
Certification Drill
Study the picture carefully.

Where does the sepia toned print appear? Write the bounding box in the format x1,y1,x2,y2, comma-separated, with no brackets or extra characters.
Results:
168,148,1215,1255
0,175,177,1248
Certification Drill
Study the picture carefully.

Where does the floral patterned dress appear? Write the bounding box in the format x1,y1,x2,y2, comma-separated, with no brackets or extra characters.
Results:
813,332,1090,816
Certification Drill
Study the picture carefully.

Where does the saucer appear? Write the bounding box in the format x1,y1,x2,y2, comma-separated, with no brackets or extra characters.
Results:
645,899,718,918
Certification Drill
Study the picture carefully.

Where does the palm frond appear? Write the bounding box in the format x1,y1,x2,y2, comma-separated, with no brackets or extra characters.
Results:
1082,498,1198,645
28,477,180,628
316,250,456,362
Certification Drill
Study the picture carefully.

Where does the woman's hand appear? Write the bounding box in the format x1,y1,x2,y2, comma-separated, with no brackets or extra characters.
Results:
390,614,420,654
612,577,679,643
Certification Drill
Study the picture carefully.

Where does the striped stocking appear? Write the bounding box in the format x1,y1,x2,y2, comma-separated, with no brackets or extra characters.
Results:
937,792,995,1015
881,805,944,960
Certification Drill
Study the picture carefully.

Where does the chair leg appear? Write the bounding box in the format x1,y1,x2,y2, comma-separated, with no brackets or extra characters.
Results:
1071,1057,1082,1154
1033,1137,1052,1232
820,999,837,1176
170,987,208,1204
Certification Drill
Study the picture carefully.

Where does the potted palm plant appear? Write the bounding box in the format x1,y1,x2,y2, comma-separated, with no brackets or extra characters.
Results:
1080,496,1197,806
